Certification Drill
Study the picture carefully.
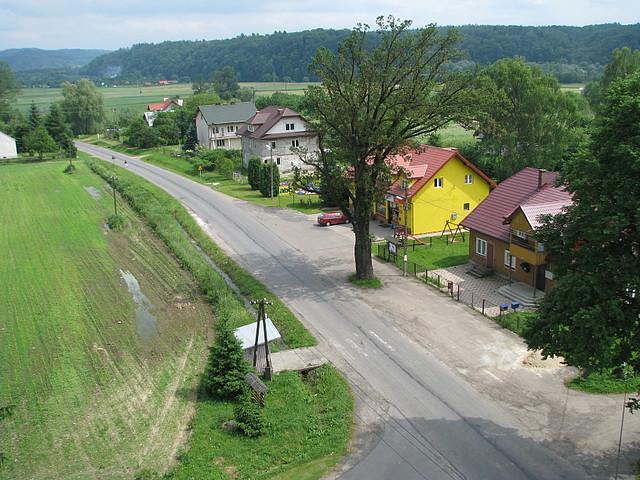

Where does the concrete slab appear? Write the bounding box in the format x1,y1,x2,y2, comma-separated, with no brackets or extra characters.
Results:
271,346,327,373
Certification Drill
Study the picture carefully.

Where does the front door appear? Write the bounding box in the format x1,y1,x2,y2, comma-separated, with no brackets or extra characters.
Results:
486,242,494,268
536,265,546,291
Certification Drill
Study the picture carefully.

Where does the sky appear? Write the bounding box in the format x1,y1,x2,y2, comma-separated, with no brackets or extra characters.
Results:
0,0,638,50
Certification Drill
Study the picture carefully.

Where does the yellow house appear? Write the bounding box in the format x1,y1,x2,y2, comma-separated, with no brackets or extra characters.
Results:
375,146,495,235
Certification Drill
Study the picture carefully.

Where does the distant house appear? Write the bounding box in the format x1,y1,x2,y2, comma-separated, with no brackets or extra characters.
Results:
0,132,17,159
460,167,572,292
157,80,178,86
377,146,495,235
237,106,318,173
196,102,257,150
143,97,183,126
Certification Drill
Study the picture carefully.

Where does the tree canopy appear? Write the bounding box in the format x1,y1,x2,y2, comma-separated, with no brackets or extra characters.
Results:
305,16,474,279
524,72,640,372
470,58,588,180
61,78,106,135
0,61,19,125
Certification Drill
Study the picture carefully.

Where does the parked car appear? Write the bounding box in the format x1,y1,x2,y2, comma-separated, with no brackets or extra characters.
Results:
317,212,349,226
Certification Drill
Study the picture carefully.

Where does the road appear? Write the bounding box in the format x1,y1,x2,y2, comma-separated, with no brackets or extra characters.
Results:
77,141,590,480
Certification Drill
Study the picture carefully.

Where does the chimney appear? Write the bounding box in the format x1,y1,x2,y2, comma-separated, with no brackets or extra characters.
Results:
538,169,546,189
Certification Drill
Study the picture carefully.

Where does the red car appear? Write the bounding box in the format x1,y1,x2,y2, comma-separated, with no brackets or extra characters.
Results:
317,212,349,226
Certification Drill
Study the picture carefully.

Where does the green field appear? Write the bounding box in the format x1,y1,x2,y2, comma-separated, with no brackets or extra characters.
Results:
16,82,317,119
0,161,212,479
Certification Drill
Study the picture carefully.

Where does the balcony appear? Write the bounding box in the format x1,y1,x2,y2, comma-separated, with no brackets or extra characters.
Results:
511,234,536,251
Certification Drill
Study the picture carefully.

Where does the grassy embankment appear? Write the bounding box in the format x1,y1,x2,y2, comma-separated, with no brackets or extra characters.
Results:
82,136,325,214
0,160,212,479
82,154,352,479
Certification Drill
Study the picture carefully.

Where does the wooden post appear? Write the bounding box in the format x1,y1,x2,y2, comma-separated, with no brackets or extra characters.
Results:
482,299,486,315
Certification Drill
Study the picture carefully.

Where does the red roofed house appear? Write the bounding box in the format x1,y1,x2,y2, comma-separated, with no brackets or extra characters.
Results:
237,106,318,173
376,146,495,235
460,167,573,292
143,97,183,126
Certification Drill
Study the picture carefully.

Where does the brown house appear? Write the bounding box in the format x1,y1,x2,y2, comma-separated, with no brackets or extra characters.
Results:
460,168,572,292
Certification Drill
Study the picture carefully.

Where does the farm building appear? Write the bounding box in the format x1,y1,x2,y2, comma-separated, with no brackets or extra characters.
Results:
0,131,17,159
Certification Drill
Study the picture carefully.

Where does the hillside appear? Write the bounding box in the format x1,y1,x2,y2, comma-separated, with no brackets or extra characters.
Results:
0,48,109,72
81,24,640,83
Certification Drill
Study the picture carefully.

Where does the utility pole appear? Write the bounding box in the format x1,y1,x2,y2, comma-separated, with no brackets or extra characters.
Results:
249,298,273,380
110,175,118,216
402,178,409,277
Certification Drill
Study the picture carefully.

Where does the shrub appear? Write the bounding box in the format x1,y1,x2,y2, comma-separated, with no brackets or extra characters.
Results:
234,389,265,437
247,157,262,190
63,163,76,174
259,162,279,198
107,214,124,231
203,319,249,400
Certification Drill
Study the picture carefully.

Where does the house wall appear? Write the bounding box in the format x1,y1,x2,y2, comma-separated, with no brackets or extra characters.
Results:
0,134,17,158
268,116,309,134
195,112,209,148
400,157,491,235
241,135,318,173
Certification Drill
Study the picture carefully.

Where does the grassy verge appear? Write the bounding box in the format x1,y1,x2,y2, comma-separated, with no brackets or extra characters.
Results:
348,273,382,289
0,161,211,479
165,366,352,480
82,154,352,479
568,370,640,394
494,311,538,336
82,153,315,348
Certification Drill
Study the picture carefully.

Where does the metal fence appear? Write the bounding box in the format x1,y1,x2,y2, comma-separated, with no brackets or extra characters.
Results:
375,242,504,318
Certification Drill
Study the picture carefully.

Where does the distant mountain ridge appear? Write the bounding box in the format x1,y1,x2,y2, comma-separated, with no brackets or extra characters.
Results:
80,24,640,83
0,48,109,72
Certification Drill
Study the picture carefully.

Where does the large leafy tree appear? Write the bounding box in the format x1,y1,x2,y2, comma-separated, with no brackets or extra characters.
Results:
305,16,474,280
524,72,640,372
211,66,240,100
0,61,19,125
61,78,106,134
25,125,58,160
45,103,73,145
470,58,586,181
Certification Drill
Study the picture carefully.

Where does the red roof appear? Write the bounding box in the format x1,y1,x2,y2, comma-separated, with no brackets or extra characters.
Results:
460,167,571,241
237,106,308,140
147,99,174,112
387,146,495,197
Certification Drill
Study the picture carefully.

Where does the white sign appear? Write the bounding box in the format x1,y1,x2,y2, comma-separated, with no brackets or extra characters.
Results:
388,242,397,255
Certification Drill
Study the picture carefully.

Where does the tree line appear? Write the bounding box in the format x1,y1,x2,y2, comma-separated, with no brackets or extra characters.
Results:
75,24,640,86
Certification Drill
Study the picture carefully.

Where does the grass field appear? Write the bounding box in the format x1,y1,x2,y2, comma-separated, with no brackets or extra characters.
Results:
0,161,213,479
16,82,317,119
377,237,469,272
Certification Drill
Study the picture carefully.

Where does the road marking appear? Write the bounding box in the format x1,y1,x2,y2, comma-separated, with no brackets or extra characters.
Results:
369,330,395,351
483,369,503,382
346,338,369,357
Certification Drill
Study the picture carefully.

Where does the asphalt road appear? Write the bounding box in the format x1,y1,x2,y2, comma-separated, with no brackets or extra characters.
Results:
77,142,591,480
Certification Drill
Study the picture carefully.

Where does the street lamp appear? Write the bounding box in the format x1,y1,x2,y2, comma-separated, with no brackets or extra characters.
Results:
402,178,409,277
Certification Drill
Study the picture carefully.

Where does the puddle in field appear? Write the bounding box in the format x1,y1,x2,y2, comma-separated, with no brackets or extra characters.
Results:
84,186,102,200
120,269,158,341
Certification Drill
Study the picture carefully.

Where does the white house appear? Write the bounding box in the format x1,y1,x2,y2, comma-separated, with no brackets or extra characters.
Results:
237,106,318,173
195,102,256,150
0,131,17,159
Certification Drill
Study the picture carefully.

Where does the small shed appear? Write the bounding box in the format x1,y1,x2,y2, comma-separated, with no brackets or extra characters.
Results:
234,316,282,355
0,132,17,159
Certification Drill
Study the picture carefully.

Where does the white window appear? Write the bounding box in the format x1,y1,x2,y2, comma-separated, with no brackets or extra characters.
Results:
476,238,487,256
276,157,281,165
216,139,225,147
228,125,234,132
504,250,516,270
465,174,473,184
515,230,527,239
271,141,276,149
463,202,470,211
285,123,295,131
434,177,443,188
291,139,299,147
214,127,219,134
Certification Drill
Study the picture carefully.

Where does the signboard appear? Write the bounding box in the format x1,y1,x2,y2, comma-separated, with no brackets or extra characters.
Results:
388,241,397,255
279,182,290,194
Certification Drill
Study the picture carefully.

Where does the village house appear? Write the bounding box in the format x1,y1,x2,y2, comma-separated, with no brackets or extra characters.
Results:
143,97,183,126
195,102,256,150
460,167,573,292
237,106,318,173
0,131,17,159
376,146,495,235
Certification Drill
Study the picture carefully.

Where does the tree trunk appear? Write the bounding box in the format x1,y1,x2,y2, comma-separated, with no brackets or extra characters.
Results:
354,216,374,280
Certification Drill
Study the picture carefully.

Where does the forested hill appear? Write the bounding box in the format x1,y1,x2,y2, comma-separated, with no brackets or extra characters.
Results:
82,23,640,83
0,48,109,71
